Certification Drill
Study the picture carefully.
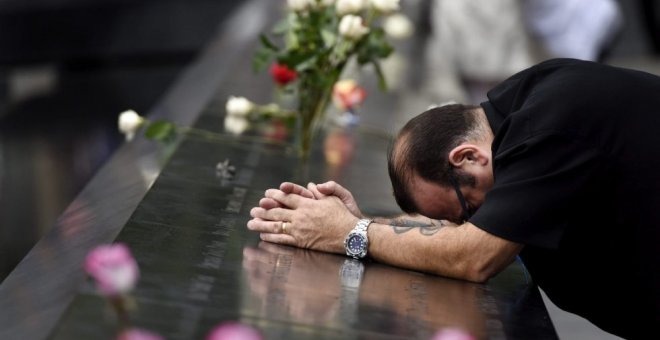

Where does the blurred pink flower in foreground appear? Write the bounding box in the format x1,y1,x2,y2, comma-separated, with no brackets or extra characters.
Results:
207,322,263,340
84,243,140,296
117,328,164,340
430,328,476,340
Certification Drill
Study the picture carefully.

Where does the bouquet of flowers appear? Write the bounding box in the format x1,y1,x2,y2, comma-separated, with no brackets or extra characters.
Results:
117,0,412,159
225,0,406,157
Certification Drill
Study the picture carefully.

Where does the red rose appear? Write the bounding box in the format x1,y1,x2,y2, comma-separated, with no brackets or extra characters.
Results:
269,63,297,85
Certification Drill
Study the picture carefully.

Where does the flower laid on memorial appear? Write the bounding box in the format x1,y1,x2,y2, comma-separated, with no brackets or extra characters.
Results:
118,110,146,142
206,322,263,340
269,63,298,85
116,108,292,150
116,0,410,159
332,79,367,111
223,0,407,157
117,110,177,143
82,244,269,339
382,13,414,39
430,328,476,340
331,79,367,125
84,243,167,339
84,243,140,296
117,328,165,340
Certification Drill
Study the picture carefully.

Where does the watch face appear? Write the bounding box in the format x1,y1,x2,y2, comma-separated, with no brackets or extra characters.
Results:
347,234,366,254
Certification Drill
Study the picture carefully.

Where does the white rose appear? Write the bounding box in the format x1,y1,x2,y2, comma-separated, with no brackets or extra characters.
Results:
225,96,254,117
224,115,250,135
118,110,145,141
383,13,413,39
339,15,370,40
336,0,365,16
288,0,312,11
369,0,399,13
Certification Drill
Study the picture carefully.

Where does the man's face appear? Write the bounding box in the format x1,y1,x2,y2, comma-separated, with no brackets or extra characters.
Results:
409,174,488,224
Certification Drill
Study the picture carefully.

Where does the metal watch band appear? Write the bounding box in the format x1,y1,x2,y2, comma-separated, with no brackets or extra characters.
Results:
354,218,372,233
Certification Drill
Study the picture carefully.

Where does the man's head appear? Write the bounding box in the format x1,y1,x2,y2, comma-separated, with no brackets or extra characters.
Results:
388,104,494,223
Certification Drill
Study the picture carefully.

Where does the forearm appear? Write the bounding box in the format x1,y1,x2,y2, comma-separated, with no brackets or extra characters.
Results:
251,185,521,281
364,216,519,282
365,216,472,280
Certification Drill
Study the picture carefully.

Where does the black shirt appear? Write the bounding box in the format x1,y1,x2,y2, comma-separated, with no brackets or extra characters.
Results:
473,59,660,338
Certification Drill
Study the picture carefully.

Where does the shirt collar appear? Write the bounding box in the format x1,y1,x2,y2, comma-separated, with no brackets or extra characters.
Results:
480,101,504,135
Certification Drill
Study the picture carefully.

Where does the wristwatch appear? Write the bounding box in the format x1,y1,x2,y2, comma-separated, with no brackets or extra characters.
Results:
344,219,373,259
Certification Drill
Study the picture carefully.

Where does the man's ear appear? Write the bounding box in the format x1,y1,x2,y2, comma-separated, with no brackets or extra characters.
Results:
448,144,489,168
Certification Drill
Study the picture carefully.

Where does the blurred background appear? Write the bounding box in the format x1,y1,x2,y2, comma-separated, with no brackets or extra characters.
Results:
0,0,246,283
0,0,655,338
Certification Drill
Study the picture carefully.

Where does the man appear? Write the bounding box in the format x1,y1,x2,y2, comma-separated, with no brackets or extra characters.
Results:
248,59,659,338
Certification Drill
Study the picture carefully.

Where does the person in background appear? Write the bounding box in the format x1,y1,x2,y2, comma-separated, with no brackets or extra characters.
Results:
522,0,623,62
421,0,543,105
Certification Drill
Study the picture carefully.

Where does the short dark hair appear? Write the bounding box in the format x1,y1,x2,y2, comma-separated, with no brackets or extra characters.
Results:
388,104,481,214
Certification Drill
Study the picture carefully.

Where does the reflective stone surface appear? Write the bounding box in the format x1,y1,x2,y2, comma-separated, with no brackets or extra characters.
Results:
47,130,556,339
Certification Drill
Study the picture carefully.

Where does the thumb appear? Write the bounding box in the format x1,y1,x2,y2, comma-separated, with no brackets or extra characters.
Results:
317,181,350,201
307,182,325,199
317,181,361,216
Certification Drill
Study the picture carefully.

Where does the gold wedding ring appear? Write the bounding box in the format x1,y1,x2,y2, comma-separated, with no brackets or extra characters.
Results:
282,222,288,234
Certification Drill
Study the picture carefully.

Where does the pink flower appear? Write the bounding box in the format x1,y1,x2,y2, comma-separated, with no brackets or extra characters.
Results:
332,79,367,111
206,322,263,340
269,63,297,86
84,243,139,296
430,328,476,340
117,328,164,340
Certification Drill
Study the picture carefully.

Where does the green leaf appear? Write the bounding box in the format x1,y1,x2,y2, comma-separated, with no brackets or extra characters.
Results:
321,29,337,48
272,18,289,35
355,29,394,65
145,120,177,142
371,61,388,91
259,34,279,51
285,28,299,50
284,115,297,130
252,46,275,72
295,55,319,72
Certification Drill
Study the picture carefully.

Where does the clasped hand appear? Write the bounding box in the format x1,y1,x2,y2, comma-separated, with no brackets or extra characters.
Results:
247,181,362,254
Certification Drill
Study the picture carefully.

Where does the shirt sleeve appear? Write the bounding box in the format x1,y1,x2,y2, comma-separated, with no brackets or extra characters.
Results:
469,132,606,249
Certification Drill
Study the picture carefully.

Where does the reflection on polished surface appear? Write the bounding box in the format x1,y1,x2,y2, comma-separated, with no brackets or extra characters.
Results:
242,242,542,339
243,243,345,326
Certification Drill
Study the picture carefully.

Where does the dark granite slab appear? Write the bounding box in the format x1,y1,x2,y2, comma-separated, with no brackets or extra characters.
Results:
45,105,557,339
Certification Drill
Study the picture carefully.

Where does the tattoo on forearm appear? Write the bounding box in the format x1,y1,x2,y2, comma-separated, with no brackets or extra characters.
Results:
379,218,446,236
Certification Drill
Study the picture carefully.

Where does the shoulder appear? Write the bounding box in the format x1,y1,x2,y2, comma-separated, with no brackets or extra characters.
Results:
487,58,640,113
